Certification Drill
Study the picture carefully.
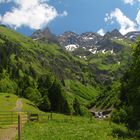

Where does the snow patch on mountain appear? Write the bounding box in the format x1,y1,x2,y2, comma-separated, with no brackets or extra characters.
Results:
89,48,97,54
65,44,78,52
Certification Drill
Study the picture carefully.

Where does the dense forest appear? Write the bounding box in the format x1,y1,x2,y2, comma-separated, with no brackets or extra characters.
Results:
112,39,140,136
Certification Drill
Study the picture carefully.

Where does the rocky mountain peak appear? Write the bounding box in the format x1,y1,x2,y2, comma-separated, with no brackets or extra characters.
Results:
81,32,102,39
104,29,122,39
30,28,138,55
61,31,79,37
110,29,123,37
31,27,58,43
58,31,79,47
42,27,51,36
31,29,42,39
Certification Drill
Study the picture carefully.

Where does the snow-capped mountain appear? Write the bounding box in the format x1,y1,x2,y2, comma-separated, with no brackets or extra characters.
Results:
31,28,140,55
57,29,125,55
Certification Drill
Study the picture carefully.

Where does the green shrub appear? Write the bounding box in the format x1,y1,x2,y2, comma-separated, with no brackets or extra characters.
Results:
112,108,127,124
39,95,51,111
0,70,17,93
24,87,42,106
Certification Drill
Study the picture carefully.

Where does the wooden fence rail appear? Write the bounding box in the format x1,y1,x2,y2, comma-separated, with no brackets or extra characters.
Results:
0,111,51,140
0,111,28,140
0,111,28,126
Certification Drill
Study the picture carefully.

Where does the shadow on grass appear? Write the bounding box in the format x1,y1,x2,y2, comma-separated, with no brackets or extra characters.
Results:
26,102,37,108
112,128,132,139
112,128,140,140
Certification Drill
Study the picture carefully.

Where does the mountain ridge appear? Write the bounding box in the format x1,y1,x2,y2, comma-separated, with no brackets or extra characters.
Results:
31,28,139,54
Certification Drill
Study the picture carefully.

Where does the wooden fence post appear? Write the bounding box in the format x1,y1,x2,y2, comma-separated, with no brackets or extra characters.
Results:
18,113,21,140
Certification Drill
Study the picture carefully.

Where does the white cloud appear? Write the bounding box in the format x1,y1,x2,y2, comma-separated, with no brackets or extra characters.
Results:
0,0,49,3
123,0,135,5
0,0,13,3
0,0,67,29
105,8,137,35
123,0,140,5
97,28,105,36
60,10,68,17
136,10,140,25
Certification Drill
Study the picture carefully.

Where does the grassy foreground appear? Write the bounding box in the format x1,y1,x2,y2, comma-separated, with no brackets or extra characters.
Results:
0,93,138,140
21,114,137,140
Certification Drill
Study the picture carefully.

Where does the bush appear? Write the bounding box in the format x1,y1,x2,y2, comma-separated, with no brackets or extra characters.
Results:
39,95,51,111
73,98,81,115
24,87,42,106
136,128,140,138
48,79,70,113
0,70,17,93
112,108,127,124
0,78,17,93
80,106,91,117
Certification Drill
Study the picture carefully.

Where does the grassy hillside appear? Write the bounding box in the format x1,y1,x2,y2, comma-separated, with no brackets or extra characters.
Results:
86,39,132,110
0,26,92,114
0,93,18,111
0,26,132,115
65,80,99,106
0,93,41,113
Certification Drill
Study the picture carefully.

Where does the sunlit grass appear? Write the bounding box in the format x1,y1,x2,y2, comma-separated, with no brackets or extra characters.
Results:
21,114,137,140
0,93,18,111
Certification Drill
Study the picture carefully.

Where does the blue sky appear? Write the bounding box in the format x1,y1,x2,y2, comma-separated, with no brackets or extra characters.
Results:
0,0,140,36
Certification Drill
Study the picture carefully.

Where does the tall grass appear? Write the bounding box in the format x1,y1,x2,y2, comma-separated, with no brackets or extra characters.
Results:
21,114,137,140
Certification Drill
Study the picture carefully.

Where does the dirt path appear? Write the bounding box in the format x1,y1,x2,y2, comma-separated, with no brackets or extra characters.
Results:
0,98,23,140
0,128,18,140
13,99,23,112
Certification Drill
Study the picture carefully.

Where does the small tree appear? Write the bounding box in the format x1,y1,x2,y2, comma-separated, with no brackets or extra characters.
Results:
39,95,51,111
24,87,42,106
73,98,81,115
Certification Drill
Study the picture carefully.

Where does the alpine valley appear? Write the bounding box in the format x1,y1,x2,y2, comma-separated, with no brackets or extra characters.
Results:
0,25,139,115
1,24,140,139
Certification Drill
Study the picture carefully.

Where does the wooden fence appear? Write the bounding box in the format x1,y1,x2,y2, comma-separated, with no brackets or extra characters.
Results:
0,111,28,140
0,111,28,127
0,111,51,140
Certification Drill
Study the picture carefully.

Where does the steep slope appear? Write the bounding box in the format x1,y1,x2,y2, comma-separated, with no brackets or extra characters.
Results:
30,27,134,111
0,26,101,115
56,29,133,110
0,25,134,115
31,28,133,85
